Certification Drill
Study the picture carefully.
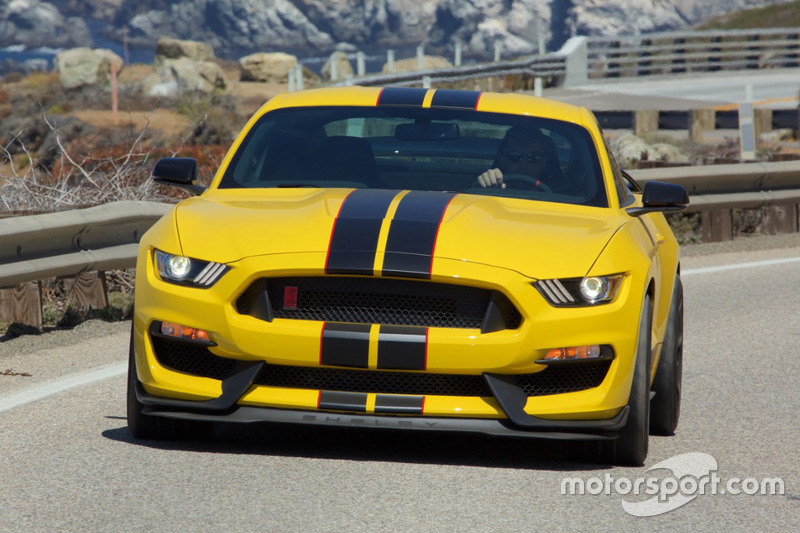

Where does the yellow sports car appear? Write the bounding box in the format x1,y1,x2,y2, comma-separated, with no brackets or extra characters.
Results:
128,87,688,465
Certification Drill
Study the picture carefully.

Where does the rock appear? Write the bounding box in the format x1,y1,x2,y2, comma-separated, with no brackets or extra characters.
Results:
382,55,453,73
321,51,354,81
53,48,124,90
144,57,227,96
426,0,549,59
610,131,689,165
155,36,216,63
239,52,298,82
0,0,92,49
1,0,795,63
141,37,226,96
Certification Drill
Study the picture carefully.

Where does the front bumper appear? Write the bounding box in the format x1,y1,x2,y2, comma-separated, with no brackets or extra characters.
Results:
133,248,645,431
135,360,629,440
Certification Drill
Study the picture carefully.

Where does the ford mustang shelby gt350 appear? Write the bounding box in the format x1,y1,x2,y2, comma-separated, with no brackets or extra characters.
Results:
128,86,688,465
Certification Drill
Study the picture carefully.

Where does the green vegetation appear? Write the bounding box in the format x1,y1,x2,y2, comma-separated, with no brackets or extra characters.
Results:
697,0,800,29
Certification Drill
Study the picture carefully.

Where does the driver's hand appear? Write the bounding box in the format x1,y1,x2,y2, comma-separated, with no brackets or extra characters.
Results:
477,168,506,188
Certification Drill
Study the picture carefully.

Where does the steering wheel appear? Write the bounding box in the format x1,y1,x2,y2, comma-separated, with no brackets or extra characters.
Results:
501,173,553,193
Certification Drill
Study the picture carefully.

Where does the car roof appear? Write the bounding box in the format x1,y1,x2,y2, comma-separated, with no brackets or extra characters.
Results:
255,86,590,126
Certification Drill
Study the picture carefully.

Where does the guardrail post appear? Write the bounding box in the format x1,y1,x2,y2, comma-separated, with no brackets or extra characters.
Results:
0,281,43,329
387,49,396,73
494,41,503,62
785,32,800,68
746,34,760,69
559,36,588,87
691,109,715,143
636,38,652,76
417,45,425,70
671,37,687,73
295,64,304,91
763,204,798,235
357,52,366,77
709,36,722,72
739,102,757,160
64,272,108,310
755,108,773,137
701,210,733,242
454,43,462,67
607,40,620,78
635,110,659,135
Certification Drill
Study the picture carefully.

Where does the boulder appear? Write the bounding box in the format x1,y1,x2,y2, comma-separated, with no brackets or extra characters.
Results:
382,55,453,73
239,52,298,83
144,57,227,96
155,36,216,63
321,51,354,82
610,131,689,166
143,37,226,96
53,48,124,90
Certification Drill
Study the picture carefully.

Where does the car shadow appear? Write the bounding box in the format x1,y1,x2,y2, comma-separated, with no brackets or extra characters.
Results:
102,419,612,472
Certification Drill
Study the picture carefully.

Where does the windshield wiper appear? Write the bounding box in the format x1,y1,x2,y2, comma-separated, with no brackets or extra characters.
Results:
275,183,319,188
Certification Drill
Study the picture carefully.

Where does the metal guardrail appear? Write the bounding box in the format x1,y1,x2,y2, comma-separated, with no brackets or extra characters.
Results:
587,27,800,79
1,160,800,290
318,28,800,89
327,37,587,89
629,160,800,212
0,201,171,288
333,54,568,88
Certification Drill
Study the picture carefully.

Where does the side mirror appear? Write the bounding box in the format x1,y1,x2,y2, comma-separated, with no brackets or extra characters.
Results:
152,158,206,196
626,181,689,217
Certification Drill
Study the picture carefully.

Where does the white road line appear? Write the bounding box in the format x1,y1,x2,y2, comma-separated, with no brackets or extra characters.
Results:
682,257,800,276
0,362,126,413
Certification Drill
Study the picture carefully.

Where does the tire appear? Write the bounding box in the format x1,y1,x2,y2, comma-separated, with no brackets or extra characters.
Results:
650,276,683,436
599,293,652,466
127,322,213,441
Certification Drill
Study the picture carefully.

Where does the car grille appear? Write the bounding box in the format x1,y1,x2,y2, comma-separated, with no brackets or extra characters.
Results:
237,276,522,330
151,336,611,397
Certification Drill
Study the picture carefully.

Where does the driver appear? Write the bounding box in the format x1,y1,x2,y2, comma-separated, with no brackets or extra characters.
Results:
477,126,566,192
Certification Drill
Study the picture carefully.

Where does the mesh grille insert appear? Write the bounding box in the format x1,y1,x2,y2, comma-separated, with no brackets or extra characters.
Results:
151,336,610,398
241,276,521,329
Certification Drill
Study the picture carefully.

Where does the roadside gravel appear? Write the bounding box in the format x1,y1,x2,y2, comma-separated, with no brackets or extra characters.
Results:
0,320,130,396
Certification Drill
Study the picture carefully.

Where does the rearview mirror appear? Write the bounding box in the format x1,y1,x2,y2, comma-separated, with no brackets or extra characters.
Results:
395,122,460,141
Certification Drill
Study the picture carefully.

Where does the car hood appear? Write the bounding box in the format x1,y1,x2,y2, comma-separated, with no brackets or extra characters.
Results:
175,189,625,279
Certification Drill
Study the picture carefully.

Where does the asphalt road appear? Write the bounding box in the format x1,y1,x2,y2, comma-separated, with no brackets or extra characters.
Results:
545,68,800,111
1,240,799,532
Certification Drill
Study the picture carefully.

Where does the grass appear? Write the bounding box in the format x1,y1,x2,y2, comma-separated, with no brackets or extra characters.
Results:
696,0,800,29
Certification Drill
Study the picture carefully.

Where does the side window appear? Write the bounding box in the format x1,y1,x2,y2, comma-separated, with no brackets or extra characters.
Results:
604,138,634,207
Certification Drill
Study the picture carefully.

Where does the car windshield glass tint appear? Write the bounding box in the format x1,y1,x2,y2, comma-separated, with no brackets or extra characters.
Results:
218,106,608,208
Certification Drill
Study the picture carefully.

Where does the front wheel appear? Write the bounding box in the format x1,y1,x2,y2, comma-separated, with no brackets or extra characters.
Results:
650,276,683,436
599,294,652,466
127,322,213,441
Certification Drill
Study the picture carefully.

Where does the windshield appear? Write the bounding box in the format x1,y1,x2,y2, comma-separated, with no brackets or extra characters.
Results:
219,106,608,208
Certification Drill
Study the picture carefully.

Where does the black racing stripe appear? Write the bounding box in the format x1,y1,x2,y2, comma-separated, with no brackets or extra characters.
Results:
318,391,368,412
377,87,427,107
382,191,455,279
374,394,425,415
377,325,427,370
326,189,397,275
320,322,370,368
430,89,481,110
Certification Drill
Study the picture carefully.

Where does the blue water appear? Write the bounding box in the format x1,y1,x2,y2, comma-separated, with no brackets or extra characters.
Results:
0,19,435,76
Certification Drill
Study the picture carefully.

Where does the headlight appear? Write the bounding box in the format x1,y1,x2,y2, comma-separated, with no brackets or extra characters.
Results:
154,249,230,288
534,274,625,307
